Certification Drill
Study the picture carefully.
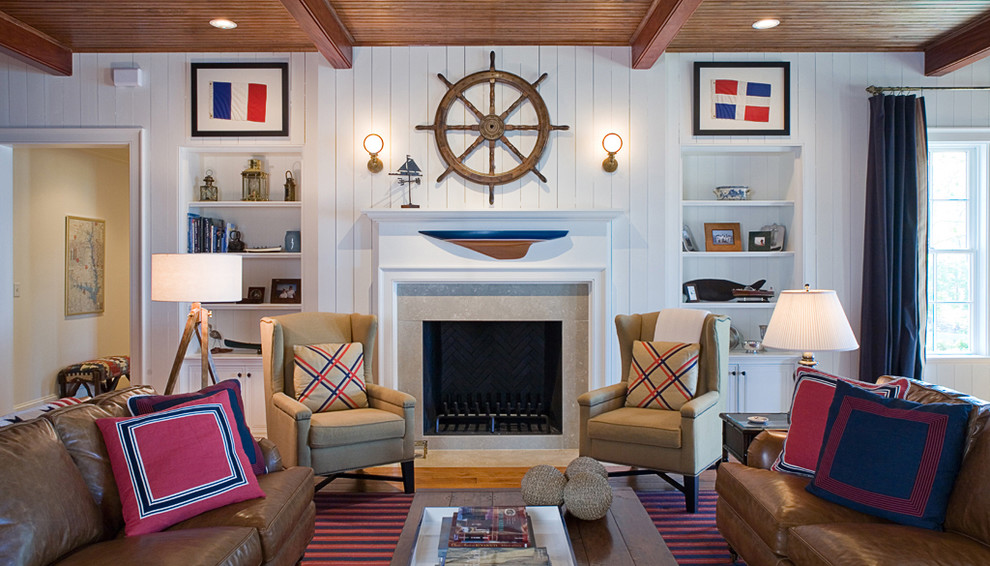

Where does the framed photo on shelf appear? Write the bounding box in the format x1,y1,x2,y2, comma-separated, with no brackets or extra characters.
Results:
704,222,742,252
191,62,289,137
748,230,773,252
271,278,301,304
241,286,266,304
693,61,790,136
682,224,699,252
684,284,699,303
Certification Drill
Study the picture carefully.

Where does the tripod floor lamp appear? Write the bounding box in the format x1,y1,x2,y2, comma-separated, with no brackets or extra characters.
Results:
151,254,242,394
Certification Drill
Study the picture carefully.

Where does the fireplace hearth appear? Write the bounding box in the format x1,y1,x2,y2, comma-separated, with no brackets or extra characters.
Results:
422,320,562,436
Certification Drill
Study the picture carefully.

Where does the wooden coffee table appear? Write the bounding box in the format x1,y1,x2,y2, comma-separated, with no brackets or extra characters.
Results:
389,487,676,565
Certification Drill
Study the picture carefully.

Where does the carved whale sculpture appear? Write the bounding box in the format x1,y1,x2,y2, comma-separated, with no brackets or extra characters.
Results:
683,279,766,302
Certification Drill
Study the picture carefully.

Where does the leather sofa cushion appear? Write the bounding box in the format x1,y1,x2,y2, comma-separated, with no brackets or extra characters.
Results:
0,419,104,566
787,523,990,566
586,406,681,448
308,407,404,448
44,403,124,539
91,385,156,417
946,426,990,546
715,461,886,555
168,466,314,562
53,527,262,566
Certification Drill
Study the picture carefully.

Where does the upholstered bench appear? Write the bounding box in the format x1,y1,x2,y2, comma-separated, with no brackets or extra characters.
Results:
57,355,129,397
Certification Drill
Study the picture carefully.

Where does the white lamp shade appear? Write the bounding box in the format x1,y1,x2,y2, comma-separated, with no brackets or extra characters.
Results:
151,254,242,303
762,288,859,352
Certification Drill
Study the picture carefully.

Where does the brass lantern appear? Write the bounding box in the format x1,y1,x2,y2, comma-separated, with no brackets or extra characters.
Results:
284,170,297,202
241,159,269,201
199,169,218,201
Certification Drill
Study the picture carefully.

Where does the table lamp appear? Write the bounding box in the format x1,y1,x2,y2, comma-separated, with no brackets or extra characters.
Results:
762,285,859,368
152,254,242,393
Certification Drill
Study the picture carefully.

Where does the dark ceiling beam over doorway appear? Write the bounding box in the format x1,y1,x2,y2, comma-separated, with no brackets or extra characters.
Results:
278,0,353,69
925,11,990,76
631,0,705,70
0,10,72,76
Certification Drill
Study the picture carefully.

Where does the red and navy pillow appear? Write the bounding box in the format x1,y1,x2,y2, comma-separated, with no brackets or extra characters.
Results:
806,380,971,530
98,391,265,535
128,380,266,475
772,367,911,477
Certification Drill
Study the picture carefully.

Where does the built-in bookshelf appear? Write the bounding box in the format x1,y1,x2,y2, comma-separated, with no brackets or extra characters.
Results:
178,146,304,349
679,143,806,341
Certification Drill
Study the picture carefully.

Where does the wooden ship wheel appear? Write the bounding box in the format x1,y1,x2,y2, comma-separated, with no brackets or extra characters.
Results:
417,51,569,205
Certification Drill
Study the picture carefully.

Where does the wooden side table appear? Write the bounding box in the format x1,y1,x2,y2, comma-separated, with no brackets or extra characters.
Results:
720,412,790,466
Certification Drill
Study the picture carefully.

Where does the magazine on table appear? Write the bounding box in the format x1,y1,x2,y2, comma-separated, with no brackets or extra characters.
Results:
436,507,551,565
442,546,551,566
448,507,532,547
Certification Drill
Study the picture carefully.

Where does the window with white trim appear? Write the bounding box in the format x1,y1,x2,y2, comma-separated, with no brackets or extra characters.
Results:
927,138,987,355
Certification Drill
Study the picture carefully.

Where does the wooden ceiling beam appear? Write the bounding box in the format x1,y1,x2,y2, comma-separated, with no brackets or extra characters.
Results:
0,10,71,76
278,0,353,68
925,11,990,77
631,0,704,70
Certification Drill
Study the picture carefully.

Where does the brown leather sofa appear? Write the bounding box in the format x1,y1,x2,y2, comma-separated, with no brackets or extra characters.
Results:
0,385,315,566
716,377,990,566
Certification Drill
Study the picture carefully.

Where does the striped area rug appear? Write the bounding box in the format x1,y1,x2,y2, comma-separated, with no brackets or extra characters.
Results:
303,490,740,565
304,492,414,564
637,490,743,565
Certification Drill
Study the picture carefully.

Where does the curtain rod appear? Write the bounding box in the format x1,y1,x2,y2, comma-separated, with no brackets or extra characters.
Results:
866,85,990,95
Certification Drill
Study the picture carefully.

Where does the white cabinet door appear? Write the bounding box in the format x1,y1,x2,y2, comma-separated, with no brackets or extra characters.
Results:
726,355,797,413
182,356,267,436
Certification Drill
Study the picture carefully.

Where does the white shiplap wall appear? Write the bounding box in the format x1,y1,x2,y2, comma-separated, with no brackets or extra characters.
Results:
2,47,990,405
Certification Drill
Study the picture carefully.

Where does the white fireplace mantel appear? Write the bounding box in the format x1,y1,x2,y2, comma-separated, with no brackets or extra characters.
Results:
364,208,623,400
363,208,623,223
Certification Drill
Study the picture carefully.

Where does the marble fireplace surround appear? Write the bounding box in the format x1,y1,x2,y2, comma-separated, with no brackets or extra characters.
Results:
364,209,621,450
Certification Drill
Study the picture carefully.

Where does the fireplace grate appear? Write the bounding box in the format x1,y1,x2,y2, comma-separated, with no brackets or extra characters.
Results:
434,392,556,434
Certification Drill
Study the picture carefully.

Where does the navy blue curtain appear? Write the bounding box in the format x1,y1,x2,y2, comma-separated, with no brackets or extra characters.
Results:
859,94,928,381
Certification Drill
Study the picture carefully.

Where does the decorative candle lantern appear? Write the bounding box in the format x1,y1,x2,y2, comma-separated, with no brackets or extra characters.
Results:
199,169,218,201
284,170,297,202
241,159,269,201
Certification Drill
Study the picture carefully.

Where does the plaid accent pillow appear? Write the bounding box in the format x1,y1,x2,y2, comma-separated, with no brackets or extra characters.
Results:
96,392,265,536
294,342,368,412
625,341,700,410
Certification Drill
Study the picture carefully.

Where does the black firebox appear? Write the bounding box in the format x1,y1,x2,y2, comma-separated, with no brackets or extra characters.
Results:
422,320,562,435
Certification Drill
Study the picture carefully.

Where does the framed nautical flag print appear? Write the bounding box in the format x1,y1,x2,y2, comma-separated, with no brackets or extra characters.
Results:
191,62,288,137
693,62,790,136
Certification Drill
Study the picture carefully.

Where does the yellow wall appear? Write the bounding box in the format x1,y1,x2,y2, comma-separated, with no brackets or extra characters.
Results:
12,147,130,405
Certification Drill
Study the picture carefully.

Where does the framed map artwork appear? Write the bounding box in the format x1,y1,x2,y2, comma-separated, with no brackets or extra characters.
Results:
65,216,106,316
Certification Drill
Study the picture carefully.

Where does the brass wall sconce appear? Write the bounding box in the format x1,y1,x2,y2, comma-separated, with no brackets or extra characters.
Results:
364,133,384,173
602,133,622,172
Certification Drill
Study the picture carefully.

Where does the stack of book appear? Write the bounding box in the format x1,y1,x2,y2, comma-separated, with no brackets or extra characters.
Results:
437,507,551,566
187,213,235,253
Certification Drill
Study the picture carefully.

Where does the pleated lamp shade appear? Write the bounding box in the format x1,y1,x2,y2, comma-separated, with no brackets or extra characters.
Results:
762,287,858,366
152,253,242,303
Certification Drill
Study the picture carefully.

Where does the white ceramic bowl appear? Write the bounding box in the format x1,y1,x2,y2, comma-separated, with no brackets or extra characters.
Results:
714,186,751,200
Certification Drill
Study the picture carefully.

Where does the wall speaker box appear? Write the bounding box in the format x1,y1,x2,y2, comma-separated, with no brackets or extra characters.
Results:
112,67,142,87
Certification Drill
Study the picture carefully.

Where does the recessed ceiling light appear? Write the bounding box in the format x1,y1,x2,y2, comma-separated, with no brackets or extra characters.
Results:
210,19,237,30
752,18,780,30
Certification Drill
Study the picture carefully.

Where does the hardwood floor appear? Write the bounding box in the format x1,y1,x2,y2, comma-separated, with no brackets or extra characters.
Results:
317,465,719,493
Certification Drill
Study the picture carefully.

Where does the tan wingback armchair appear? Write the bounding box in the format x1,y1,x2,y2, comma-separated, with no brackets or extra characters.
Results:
578,311,729,512
260,312,416,492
